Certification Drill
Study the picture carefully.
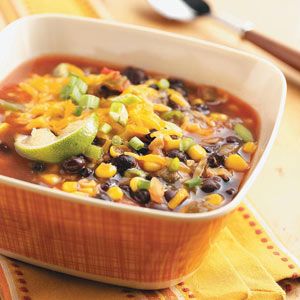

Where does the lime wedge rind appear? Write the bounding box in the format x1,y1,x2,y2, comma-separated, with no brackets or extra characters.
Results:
14,113,99,163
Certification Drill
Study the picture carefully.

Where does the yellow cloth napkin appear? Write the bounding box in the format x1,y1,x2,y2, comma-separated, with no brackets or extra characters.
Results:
0,1,299,299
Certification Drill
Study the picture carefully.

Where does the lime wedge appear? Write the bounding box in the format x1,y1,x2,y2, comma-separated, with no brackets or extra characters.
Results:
15,113,99,163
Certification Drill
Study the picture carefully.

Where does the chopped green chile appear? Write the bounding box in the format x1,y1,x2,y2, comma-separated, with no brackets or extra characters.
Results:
137,178,151,190
162,110,183,121
129,136,144,150
109,102,128,126
124,168,146,178
168,157,180,172
234,123,254,142
0,99,25,111
185,177,202,189
180,137,195,152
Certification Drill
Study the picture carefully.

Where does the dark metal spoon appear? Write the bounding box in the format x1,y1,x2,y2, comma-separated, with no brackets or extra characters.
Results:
148,0,300,72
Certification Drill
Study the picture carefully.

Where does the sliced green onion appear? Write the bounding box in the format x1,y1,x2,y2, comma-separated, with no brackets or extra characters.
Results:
129,136,144,150
84,145,103,161
0,99,25,111
124,168,146,178
234,123,254,142
168,157,180,172
60,75,88,101
111,135,123,145
109,102,128,126
162,110,183,121
100,123,112,134
60,85,72,99
69,75,88,94
111,93,142,105
78,94,100,109
137,178,151,190
158,78,170,90
73,106,83,116
180,137,195,152
69,85,82,102
185,177,202,189
53,63,69,77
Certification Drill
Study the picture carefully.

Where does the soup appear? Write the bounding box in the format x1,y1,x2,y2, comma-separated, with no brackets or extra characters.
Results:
0,55,259,213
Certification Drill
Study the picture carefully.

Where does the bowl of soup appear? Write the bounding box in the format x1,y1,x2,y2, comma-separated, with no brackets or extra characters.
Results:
0,15,286,289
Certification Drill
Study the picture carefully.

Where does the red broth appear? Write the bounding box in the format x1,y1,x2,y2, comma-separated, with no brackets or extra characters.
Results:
0,55,259,213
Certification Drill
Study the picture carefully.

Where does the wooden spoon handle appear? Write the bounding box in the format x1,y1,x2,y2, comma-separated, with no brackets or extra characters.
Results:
243,30,300,71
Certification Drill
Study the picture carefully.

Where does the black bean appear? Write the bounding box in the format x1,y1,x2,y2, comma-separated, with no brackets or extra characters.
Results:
31,162,46,173
164,189,177,202
101,182,110,191
226,188,236,195
130,189,150,204
122,67,148,85
149,83,159,90
100,178,118,191
62,156,86,174
169,78,188,97
226,136,242,144
201,178,221,193
92,137,106,146
207,153,225,168
95,191,111,201
97,85,120,98
135,145,149,155
143,130,156,144
80,167,93,178
0,142,11,153
112,154,137,174
167,149,187,162
193,103,210,115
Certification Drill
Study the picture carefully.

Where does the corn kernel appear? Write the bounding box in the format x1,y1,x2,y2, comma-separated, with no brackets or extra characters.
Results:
168,188,189,209
191,98,204,105
130,176,143,192
242,142,257,154
153,103,171,112
79,179,97,188
79,187,96,196
109,145,123,158
225,154,249,172
107,186,123,201
0,123,10,134
164,136,180,151
142,161,163,172
187,144,207,161
205,194,223,206
62,181,78,193
210,113,228,122
40,174,61,186
95,163,117,178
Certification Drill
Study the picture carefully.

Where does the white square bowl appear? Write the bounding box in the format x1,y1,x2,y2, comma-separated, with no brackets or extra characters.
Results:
0,15,286,289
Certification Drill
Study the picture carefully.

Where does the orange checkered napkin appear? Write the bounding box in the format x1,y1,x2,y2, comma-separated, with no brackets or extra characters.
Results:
0,201,299,300
0,1,299,299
